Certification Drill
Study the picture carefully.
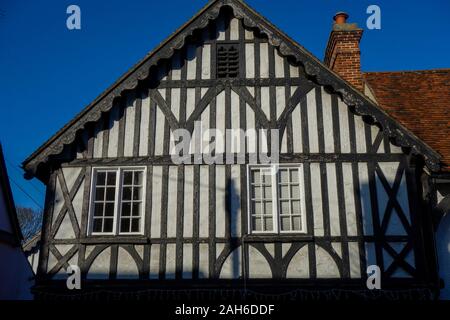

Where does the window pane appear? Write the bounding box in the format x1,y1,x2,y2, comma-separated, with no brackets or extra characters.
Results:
291,185,300,198
97,172,106,185
264,217,273,231
292,200,301,214
103,218,114,232
290,170,299,183
121,202,131,216
104,203,115,216
281,216,290,231
93,219,102,232
251,170,260,184
253,201,261,215
279,185,289,199
252,186,261,199
107,172,116,186
134,171,142,185
120,218,130,233
264,201,272,215
95,187,105,201
280,200,290,215
263,186,272,199
123,171,133,185
262,171,272,184
106,187,116,201
122,187,132,200
132,203,141,216
253,217,261,231
94,203,103,217
279,169,289,183
293,216,301,231
133,187,142,200
131,218,140,232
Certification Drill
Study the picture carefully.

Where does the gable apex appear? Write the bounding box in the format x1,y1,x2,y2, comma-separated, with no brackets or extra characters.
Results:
22,0,442,179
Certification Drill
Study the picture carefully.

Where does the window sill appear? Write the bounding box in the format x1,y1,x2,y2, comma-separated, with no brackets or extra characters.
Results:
243,234,313,242
80,235,148,244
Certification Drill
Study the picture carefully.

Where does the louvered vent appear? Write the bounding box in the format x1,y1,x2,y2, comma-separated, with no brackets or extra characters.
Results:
217,44,239,78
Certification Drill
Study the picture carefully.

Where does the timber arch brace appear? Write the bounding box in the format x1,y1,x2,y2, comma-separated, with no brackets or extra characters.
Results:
22,0,441,179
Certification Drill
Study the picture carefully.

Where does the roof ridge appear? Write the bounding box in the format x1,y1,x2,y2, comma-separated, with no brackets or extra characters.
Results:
364,68,450,74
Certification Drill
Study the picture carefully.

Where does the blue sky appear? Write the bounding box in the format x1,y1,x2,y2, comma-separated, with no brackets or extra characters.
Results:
0,0,449,210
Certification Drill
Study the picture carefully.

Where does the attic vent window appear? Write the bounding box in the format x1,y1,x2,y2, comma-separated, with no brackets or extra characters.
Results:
217,43,239,78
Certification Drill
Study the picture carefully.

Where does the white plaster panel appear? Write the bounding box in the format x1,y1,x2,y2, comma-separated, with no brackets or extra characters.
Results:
230,165,241,237
342,163,357,236
186,44,197,80
316,245,340,278
167,166,178,238
117,247,139,279
124,96,136,157
348,242,361,278
165,243,176,279
326,163,341,236
310,163,324,236
149,244,160,279
230,18,239,40
286,246,309,278
220,247,242,279
183,166,194,237
201,44,211,79
215,166,226,237
139,93,150,156
199,243,209,279
321,88,335,153
358,163,374,235
307,89,319,153
182,244,193,279
245,43,255,78
259,42,269,78
87,247,111,279
150,166,163,238
248,246,272,278
107,104,120,158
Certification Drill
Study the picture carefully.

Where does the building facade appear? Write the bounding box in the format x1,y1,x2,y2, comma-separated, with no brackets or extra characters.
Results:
22,0,448,300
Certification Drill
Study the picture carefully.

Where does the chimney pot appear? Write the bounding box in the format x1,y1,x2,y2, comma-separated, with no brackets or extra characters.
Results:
333,12,349,24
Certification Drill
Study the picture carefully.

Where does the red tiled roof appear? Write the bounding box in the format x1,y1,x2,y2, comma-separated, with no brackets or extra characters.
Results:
364,69,450,172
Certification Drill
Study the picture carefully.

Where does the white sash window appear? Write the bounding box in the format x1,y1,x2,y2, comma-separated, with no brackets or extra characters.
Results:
248,165,307,234
88,167,146,235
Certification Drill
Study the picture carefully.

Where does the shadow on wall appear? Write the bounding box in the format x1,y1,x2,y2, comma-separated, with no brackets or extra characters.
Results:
226,178,241,279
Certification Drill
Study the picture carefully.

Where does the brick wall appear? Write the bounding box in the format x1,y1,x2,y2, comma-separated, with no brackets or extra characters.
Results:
324,25,363,91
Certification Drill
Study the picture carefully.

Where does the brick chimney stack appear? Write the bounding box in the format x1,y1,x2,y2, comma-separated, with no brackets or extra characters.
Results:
324,12,364,91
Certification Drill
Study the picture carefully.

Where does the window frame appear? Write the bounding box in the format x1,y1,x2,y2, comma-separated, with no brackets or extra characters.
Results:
247,164,307,235
88,166,146,236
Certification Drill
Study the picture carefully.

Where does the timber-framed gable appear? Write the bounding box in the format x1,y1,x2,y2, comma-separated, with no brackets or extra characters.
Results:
24,0,443,300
